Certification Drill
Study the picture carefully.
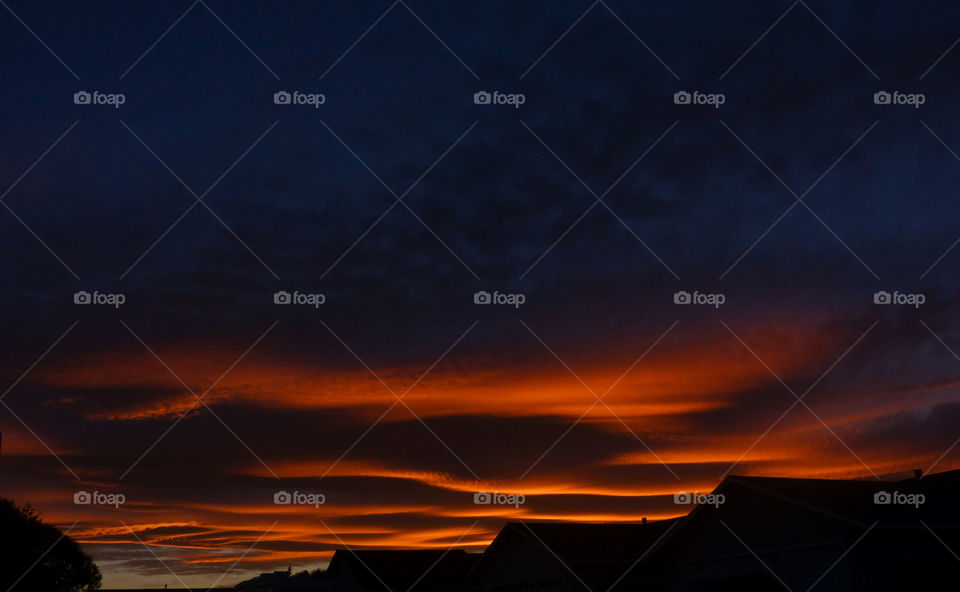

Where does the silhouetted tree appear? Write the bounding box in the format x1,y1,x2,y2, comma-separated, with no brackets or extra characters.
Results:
0,498,101,591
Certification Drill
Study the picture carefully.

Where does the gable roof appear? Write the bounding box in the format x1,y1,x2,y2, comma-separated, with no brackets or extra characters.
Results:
715,468,960,529
626,467,960,572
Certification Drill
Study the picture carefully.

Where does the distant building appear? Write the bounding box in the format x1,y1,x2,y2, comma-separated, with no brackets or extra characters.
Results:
327,549,479,592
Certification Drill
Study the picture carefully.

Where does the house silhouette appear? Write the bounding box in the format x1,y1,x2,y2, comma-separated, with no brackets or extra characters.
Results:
235,468,960,592
613,469,960,591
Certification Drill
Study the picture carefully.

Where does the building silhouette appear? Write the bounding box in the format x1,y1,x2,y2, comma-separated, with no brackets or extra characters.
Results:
235,468,960,591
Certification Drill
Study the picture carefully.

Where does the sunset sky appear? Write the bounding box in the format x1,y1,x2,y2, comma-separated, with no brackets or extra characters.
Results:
3,1,960,588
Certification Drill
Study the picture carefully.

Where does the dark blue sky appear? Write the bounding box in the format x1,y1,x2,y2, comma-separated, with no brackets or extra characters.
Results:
3,1,960,588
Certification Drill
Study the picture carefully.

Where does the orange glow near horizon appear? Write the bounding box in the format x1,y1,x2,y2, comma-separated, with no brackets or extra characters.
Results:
6,319,957,591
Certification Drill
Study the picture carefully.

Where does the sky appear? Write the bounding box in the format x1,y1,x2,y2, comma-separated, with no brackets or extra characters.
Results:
3,0,960,588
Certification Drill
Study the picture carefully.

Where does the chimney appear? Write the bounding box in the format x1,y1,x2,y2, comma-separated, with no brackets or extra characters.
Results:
914,468,922,479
